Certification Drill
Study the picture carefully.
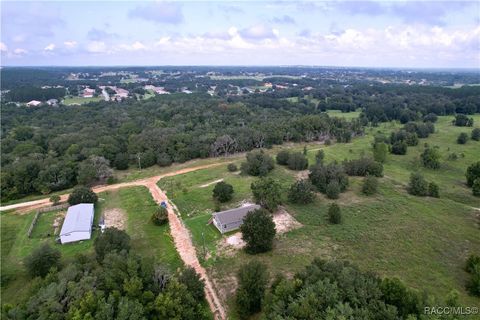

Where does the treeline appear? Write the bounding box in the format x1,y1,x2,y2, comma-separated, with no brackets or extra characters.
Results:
3,86,66,102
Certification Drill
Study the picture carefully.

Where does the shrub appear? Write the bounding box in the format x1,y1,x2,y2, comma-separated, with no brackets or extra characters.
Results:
362,175,378,196
139,150,157,168
276,150,290,165
240,208,276,254
326,181,340,199
423,113,438,123
24,243,61,278
49,195,61,206
212,181,234,203
241,150,275,176
309,163,349,194
288,179,315,204
328,203,342,224
428,182,440,198
113,153,130,170
251,178,282,212
472,128,480,141
466,162,480,187
465,255,480,296
227,163,238,172
106,176,116,184
447,153,458,161
325,139,332,145
315,149,325,164
421,147,441,169
151,206,169,226
453,114,474,127
391,141,407,155
457,132,468,144
236,261,269,319
466,254,480,273
373,142,388,163
94,228,131,261
472,178,480,197
68,186,98,205
407,173,429,196
178,267,205,301
156,152,172,167
287,152,308,171
343,158,383,177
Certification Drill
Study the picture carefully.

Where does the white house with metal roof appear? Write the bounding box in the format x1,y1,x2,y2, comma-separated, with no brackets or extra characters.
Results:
211,204,260,234
59,203,94,244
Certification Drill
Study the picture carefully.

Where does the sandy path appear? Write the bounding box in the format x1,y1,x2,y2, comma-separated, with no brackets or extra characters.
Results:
0,162,228,319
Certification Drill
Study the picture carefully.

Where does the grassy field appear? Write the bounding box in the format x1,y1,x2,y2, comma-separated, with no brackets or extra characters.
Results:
1,186,181,305
62,96,103,105
156,114,480,311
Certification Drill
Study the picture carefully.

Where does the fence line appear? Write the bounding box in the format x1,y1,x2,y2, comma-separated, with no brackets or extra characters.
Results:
26,203,69,238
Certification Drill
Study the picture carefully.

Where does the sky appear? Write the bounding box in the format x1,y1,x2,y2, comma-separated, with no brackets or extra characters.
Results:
1,0,479,68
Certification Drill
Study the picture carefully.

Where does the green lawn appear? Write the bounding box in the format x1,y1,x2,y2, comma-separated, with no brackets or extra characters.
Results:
156,114,480,310
62,96,103,105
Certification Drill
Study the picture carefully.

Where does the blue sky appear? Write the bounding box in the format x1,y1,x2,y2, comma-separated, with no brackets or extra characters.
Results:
1,1,479,68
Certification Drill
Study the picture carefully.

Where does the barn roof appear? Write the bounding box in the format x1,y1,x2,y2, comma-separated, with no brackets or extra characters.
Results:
60,203,94,235
213,204,260,225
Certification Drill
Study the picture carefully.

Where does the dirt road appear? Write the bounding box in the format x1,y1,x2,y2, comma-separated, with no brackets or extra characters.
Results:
0,162,228,319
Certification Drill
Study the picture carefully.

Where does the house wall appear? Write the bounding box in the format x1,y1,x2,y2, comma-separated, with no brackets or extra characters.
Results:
60,231,91,244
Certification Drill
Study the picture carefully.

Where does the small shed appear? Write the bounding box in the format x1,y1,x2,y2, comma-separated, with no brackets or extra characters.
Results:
211,204,260,234
59,203,94,244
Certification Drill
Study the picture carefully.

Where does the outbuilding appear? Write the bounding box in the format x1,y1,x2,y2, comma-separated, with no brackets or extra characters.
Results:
211,204,260,234
59,203,94,244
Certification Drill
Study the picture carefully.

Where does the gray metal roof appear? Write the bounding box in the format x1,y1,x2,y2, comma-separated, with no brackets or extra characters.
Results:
213,204,260,225
60,203,94,235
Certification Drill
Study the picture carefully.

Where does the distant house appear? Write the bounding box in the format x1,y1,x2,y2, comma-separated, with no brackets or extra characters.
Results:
26,100,42,107
59,203,94,244
46,99,58,106
211,204,260,234
82,87,95,98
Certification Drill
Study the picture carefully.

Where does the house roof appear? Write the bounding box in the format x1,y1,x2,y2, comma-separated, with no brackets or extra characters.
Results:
213,204,260,225
60,203,94,235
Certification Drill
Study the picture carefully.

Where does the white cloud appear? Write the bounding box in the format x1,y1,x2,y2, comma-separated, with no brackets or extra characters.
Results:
118,41,147,51
64,41,77,48
86,41,108,53
44,43,55,51
13,48,27,55
0,42,7,52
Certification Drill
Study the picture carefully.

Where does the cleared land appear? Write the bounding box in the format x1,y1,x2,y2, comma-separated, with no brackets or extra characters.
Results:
62,96,103,105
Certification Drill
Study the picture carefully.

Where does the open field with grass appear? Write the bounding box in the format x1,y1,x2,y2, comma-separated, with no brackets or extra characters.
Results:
62,96,103,105
157,114,480,312
1,186,181,305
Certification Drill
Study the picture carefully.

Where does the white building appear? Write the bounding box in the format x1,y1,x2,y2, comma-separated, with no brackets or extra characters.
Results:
26,100,42,107
59,203,94,244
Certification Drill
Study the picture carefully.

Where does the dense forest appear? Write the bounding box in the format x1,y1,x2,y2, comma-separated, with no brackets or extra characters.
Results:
1,69,479,201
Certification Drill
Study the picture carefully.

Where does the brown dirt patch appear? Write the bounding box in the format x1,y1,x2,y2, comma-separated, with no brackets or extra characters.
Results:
295,170,310,180
53,211,65,235
199,179,224,188
104,208,126,230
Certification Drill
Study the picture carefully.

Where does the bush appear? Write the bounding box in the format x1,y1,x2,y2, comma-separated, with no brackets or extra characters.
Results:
466,254,480,273
457,132,468,144
94,228,131,261
212,181,234,203
287,152,308,171
227,163,238,172
178,267,205,301
465,255,480,296
447,153,458,161
423,113,438,123
68,186,98,205
466,162,480,187
362,175,378,196
139,150,157,168
326,181,340,199
241,150,275,176
325,139,332,145
428,182,439,198
276,150,290,165
156,152,172,167
373,142,388,163
391,141,407,155
315,149,325,164
49,195,61,206
343,158,383,177
113,153,130,170
328,203,342,224
472,128,480,141
288,179,315,204
453,114,474,127
24,243,61,278
240,208,276,254
472,178,480,197
421,147,441,169
236,261,269,319
251,178,283,212
151,206,169,225
309,163,349,194
407,173,429,196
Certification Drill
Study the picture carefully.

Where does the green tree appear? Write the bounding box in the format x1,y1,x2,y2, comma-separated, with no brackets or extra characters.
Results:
276,150,290,165
328,203,342,224
472,178,480,197
287,152,308,171
156,152,172,167
362,175,378,196
178,267,205,301
236,261,269,319
240,208,276,254
407,173,429,196
421,147,441,169
227,163,238,172
466,162,480,187
77,161,97,185
315,149,325,164
288,179,315,204
67,186,98,205
49,194,61,205
94,228,131,261
373,142,388,163
428,182,440,198
457,132,468,144
391,141,407,155
151,206,169,225
212,181,234,203
24,243,61,278
113,153,130,170
326,181,340,199
251,178,282,212
471,128,480,141
241,150,275,176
